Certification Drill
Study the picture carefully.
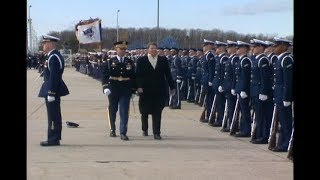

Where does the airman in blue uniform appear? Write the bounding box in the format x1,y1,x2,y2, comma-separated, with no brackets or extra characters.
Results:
169,47,182,109
194,49,203,104
233,41,252,137
221,40,239,132
264,41,278,89
38,35,69,146
101,41,136,141
249,39,273,144
186,48,198,102
209,41,228,126
199,39,215,122
271,37,294,152
181,49,190,101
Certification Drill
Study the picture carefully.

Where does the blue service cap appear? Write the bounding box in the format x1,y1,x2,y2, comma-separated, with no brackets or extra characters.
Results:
251,38,268,47
236,41,251,48
157,47,164,50
215,40,228,47
197,48,203,52
227,40,237,47
203,39,215,46
42,35,60,42
273,37,292,46
264,40,275,47
189,48,196,51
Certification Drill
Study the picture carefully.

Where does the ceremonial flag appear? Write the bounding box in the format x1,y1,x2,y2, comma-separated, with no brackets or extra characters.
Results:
76,19,102,44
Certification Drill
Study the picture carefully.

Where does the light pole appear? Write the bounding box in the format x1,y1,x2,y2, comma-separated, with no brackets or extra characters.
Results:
157,0,159,44
28,5,32,53
117,10,120,42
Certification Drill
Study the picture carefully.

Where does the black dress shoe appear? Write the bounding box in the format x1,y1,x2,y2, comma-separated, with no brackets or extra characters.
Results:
212,122,222,127
200,119,208,123
220,128,230,132
251,139,268,144
272,146,287,152
120,134,129,140
154,134,162,140
40,140,60,146
234,133,251,137
171,106,181,109
143,131,148,136
110,131,116,137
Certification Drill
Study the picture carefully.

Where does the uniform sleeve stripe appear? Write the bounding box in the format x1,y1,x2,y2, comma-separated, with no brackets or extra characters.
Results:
48,54,63,71
281,55,294,68
258,57,268,67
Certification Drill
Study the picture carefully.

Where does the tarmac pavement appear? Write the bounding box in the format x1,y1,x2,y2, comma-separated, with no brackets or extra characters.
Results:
27,68,293,180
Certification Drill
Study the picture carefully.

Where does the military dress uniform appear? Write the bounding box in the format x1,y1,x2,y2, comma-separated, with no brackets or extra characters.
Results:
221,40,239,131
194,49,203,104
209,41,228,126
198,40,215,113
101,41,136,140
272,38,294,152
169,48,182,109
186,49,198,102
249,39,273,144
234,41,252,137
38,35,69,146
180,50,190,100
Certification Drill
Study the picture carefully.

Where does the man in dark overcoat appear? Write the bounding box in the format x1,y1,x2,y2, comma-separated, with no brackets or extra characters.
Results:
136,42,176,140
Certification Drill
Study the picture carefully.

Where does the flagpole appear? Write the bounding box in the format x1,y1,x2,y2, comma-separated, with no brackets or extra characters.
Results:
97,42,101,52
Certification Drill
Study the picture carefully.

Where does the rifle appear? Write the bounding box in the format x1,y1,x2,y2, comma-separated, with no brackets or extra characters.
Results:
250,112,257,142
208,94,217,125
180,80,184,91
230,97,240,135
168,94,173,107
194,88,199,103
221,99,228,130
193,78,196,102
268,104,278,150
194,83,199,104
199,94,207,122
287,102,294,160
186,81,191,101
287,126,294,160
198,85,204,105
176,81,180,107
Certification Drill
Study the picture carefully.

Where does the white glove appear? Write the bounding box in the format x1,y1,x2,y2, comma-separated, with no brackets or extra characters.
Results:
208,82,212,86
259,94,268,101
191,77,195,80
283,101,291,107
176,79,181,83
104,88,111,96
231,89,236,96
218,86,223,92
47,95,55,102
240,91,248,99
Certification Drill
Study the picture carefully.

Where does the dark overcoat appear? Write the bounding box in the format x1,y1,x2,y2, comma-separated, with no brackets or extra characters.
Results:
136,55,175,114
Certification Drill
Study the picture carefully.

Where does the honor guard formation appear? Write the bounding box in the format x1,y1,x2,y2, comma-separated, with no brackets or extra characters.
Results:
30,35,294,160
